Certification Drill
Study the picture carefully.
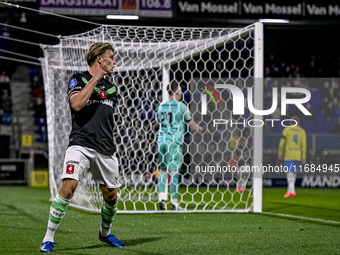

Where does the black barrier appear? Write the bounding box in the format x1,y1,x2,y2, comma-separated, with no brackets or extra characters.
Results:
0,159,29,185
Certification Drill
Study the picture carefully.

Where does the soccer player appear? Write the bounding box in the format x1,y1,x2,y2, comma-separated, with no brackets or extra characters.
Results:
278,115,307,198
157,82,203,210
40,43,125,253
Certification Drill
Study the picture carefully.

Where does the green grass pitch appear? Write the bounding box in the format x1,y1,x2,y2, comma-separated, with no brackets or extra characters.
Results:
0,186,339,254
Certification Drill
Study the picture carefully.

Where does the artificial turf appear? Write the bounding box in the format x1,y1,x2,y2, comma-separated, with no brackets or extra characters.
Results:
0,186,339,254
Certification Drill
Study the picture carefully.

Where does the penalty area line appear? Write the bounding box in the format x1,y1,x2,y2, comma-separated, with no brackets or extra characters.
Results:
262,212,340,225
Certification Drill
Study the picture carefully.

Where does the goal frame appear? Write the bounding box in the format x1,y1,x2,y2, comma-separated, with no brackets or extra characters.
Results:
40,22,264,214
253,22,263,213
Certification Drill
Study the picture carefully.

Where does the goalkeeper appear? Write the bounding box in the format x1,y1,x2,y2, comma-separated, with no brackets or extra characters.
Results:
40,43,125,253
278,116,307,198
157,81,203,210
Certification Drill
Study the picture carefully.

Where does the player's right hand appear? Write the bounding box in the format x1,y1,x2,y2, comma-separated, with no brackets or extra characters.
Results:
93,65,106,81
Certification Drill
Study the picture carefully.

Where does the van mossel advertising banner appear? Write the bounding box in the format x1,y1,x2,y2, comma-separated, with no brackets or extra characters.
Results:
176,0,340,20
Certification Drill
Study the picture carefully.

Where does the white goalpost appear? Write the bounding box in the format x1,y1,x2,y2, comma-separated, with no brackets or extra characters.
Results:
40,22,263,213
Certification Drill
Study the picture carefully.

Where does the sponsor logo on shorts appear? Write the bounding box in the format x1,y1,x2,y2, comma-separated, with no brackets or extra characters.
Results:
66,164,75,174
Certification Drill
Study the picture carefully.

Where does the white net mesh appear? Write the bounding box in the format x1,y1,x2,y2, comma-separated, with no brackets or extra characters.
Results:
40,23,261,212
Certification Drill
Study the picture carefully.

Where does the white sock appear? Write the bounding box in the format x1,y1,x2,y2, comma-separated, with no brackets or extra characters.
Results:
171,198,178,206
43,229,55,243
43,194,70,243
159,192,167,202
100,201,117,237
287,172,296,193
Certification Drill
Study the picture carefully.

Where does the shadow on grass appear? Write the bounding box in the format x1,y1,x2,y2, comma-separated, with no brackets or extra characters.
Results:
0,202,46,225
123,237,163,246
57,237,164,254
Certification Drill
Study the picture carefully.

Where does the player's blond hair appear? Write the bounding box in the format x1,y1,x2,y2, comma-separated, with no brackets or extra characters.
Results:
85,43,114,67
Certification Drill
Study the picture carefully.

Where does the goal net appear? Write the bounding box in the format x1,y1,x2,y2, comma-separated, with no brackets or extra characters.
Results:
40,23,263,213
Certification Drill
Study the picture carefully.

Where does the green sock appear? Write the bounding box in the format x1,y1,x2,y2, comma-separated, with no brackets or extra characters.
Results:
170,173,179,199
101,201,118,237
43,194,70,242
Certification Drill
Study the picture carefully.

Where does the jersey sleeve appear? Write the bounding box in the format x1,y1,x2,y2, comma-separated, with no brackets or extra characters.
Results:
67,74,86,99
180,102,192,122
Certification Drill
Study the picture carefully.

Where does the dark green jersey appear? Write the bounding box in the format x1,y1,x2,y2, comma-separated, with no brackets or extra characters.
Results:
67,71,118,155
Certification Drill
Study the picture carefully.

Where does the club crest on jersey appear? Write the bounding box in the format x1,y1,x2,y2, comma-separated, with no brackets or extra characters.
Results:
100,90,107,99
70,78,77,88
66,164,75,174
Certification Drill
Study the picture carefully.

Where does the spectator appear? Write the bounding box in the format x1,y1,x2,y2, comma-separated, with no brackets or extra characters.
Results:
307,60,317,77
264,66,271,78
329,88,335,100
336,102,340,117
320,81,331,98
303,103,317,121
292,66,301,78
31,75,43,90
324,102,337,121
0,70,10,83
332,81,340,98
334,118,340,134
284,66,292,77
1,89,12,113
269,66,281,78
319,97,329,115
332,98,339,109
28,67,40,84
33,95,46,119
265,54,275,68
32,84,44,98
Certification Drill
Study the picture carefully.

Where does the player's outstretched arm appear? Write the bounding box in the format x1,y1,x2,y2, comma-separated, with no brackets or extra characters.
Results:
186,121,203,132
70,66,106,111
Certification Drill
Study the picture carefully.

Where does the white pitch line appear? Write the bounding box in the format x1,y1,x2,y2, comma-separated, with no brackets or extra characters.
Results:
262,212,340,225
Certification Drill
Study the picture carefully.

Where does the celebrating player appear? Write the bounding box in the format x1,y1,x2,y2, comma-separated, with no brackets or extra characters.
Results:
157,81,203,210
40,43,125,253
278,116,307,198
